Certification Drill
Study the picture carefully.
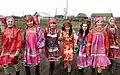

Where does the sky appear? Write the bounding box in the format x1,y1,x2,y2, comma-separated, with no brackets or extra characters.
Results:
0,0,119,17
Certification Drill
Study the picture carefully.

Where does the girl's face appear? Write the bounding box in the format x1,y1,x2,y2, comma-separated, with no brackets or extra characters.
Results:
96,20,103,26
110,19,115,26
65,25,70,31
34,18,39,25
6,18,14,27
27,21,34,27
49,22,56,29
82,24,88,31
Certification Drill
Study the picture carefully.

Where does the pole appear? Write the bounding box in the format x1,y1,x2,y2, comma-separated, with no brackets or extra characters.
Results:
66,0,68,19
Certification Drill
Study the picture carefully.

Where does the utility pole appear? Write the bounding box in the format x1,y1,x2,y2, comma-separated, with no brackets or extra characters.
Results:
66,0,68,19
55,8,57,16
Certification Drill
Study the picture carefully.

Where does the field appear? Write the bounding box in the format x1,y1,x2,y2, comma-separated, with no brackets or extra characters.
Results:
0,19,120,75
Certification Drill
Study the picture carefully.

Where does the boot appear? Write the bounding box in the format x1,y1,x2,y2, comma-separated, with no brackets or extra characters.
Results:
36,64,40,75
7,74,10,75
68,72,71,75
79,68,84,75
97,72,101,75
49,62,55,75
25,66,31,75
16,71,20,75
92,68,96,75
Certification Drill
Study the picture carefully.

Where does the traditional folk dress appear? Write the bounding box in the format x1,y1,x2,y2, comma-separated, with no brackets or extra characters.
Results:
61,31,75,68
106,22,119,58
77,33,91,68
0,26,22,67
44,28,60,62
23,26,45,66
86,27,111,69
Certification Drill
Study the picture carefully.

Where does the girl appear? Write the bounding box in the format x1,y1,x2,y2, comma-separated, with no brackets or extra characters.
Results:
76,20,90,75
0,16,22,75
33,16,40,26
105,17,119,75
61,20,75,75
44,18,60,75
23,15,45,75
86,17,111,75
105,17,119,58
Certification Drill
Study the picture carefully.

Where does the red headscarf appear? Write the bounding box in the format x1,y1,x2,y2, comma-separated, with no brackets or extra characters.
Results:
25,15,37,30
63,20,71,27
2,16,15,28
93,17,104,24
25,15,33,22
48,18,56,27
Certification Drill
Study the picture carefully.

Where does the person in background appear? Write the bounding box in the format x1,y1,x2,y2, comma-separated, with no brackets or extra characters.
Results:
23,15,45,75
0,16,22,75
105,17,119,75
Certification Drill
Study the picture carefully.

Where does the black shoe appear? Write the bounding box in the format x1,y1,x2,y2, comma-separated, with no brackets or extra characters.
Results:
92,68,96,75
68,72,71,75
79,69,84,75
36,64,40,75
16,71,20,75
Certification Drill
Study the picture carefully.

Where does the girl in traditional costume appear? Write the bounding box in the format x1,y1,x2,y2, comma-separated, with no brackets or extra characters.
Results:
0,16,22,75
76,20,91,75
23,15,45,75
105,17,119,75
33,16,40,26
44,18,60,75
61,20,76,75
105,17,119,58
86,17,111,75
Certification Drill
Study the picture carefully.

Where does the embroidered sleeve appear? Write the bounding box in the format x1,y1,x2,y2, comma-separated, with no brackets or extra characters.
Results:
16,30,22,51
115,27,118,45
86,31,93,55
104,31,109,55
37,27,45,48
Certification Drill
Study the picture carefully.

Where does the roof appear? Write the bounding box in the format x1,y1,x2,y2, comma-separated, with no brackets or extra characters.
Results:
91,13,113,17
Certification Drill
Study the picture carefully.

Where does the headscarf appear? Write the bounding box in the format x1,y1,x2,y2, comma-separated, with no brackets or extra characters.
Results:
25,15,37,30
63,20,71,27
48,18,56,27
93,17,104,24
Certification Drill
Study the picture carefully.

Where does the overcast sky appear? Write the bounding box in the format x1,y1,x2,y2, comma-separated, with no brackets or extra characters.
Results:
0,0,119,17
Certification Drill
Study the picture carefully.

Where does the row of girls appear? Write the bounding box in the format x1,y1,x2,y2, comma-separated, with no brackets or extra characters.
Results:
0,15,119,75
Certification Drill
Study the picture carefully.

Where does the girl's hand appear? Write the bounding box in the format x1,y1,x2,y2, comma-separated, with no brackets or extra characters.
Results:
15,50,20,56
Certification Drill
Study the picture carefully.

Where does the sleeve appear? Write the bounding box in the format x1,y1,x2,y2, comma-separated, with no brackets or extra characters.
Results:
1,32,7,52
114,27,118,45
104,31,109,55
73,30,77,46
37,27,45,49
16,30,22,51
86,31,93,55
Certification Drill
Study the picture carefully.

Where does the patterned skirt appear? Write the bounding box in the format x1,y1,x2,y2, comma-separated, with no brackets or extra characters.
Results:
46,47,60,62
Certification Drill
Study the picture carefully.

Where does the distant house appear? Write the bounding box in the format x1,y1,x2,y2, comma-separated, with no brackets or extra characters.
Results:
55,15,64,20
71,13,88,21
91,13,113,24
34,12,50,20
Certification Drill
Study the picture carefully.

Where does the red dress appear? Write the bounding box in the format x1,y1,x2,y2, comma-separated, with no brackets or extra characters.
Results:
0,26,22,67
